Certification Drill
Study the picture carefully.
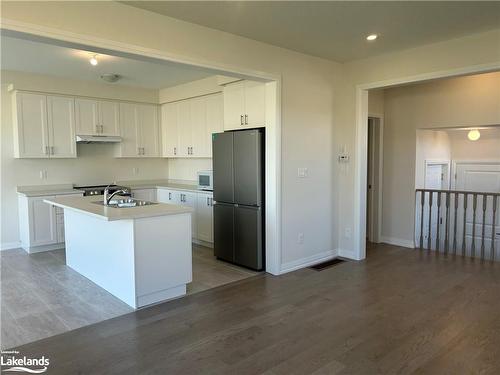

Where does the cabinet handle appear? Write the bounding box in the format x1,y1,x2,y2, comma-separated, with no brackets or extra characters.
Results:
96,124,99,134
190,147,194,155
240,115,244,125
45,146,49,155
168,192,172,200
141,147,145,155
174,147,177,155
138,147,141,155
50,146,55,155
207,197,210,206
245,114,248,125
100,125,104,133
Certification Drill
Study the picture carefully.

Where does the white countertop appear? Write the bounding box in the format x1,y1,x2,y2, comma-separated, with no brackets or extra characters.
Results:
44,195,193,221
17,184,84,197
17,180,212,197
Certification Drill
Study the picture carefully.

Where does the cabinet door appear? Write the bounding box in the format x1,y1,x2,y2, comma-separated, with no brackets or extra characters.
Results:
161,103,179,157
157,189,180,204
177,100,191,157
99,100,120,136
223,81,245,131
196,193,213,243
205,93,223,157
14,92,49,158
180,192,197,239
118,103,140,157
75,98,99,135
189,97,206,157
244,81,266,128
29,196,57,246
139,104,160,157
47,95,77,158
132,189,157,202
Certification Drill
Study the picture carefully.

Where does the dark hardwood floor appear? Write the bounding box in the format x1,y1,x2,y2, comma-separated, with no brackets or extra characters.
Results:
4,243,500,374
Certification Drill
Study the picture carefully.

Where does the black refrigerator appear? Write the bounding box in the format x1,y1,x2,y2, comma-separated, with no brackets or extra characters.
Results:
212,129,264,271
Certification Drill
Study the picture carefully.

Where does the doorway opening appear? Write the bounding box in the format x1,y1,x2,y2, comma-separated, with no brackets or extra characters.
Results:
366,116,383,244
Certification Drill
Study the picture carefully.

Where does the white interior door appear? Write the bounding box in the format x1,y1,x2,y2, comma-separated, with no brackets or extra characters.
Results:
453,162,500,258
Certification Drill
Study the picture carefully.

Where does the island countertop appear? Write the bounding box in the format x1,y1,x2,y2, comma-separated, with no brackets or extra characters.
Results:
44,195,193,221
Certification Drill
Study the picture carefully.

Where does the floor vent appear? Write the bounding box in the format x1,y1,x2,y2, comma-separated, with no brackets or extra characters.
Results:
310,258,345,271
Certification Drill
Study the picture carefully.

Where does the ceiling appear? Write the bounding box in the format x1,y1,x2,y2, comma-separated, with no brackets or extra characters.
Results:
123,1,500,62
1,35,214,89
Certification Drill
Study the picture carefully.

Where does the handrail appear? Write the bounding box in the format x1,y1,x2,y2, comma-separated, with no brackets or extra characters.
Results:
416,188,500,196
415,189,499,261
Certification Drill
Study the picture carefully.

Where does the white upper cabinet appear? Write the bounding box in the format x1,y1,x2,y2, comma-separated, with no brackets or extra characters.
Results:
99,100,120,136
13,92,49,158
47,95,76,158
13,92,76,159
75,98,99,135
138,104,160,157
161,103,179,157
223,80,266,131
75,98,119,136
177,100,191,157
117,103,160,158
205,93,224,157
160,93,223,158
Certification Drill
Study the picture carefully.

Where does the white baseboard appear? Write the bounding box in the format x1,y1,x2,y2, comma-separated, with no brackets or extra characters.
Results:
279,249,339,274
380,236,415,249
1,242,21,251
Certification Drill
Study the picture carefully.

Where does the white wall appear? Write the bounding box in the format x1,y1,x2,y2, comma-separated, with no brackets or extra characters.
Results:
1,2,341,270
448,128,500,160
415,130,451,188
1,70,170,248
381,71,500,245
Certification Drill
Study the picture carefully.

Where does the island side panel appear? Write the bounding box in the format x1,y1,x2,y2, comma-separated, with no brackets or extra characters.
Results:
133,213,192,307
64,210,137,308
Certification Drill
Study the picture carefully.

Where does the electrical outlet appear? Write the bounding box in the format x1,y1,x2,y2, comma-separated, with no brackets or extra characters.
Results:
298,232,304,244
345,228,352,239
298,167,308,178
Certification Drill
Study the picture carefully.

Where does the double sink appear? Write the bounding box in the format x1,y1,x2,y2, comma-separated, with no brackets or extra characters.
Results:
93,198,158,208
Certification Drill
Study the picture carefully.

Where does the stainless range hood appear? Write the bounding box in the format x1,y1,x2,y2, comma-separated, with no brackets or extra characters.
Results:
76,135,122,143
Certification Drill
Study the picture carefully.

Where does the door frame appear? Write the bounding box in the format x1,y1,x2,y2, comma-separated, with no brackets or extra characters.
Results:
1,19,283,275
367,115,384,243
424,160,451,189
354,63,500,260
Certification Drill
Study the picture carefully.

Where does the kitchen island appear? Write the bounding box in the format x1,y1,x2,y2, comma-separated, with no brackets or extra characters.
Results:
44,195,193,309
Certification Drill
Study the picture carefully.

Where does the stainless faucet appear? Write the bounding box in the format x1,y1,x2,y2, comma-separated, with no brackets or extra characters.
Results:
104,184,130,206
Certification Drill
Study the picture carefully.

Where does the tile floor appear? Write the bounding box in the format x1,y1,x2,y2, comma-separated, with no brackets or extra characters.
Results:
1,244,257,349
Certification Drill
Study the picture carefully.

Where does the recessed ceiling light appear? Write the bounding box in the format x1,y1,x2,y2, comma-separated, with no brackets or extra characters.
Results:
366,34,378,41
467,129,481,141
89,55,98,66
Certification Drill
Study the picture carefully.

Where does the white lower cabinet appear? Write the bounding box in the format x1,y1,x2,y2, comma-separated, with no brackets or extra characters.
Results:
196,193,214,243
18,193,83,253
131,188,157,202
157,188,213,243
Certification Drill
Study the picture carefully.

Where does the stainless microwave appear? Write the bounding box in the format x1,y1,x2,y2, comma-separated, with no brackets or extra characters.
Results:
197,170,213,191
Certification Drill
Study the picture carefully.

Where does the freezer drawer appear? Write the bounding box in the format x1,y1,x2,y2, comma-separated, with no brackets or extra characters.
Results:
212,132,234,203
234,205,263,270
234,130,263,206
213,202,234,263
